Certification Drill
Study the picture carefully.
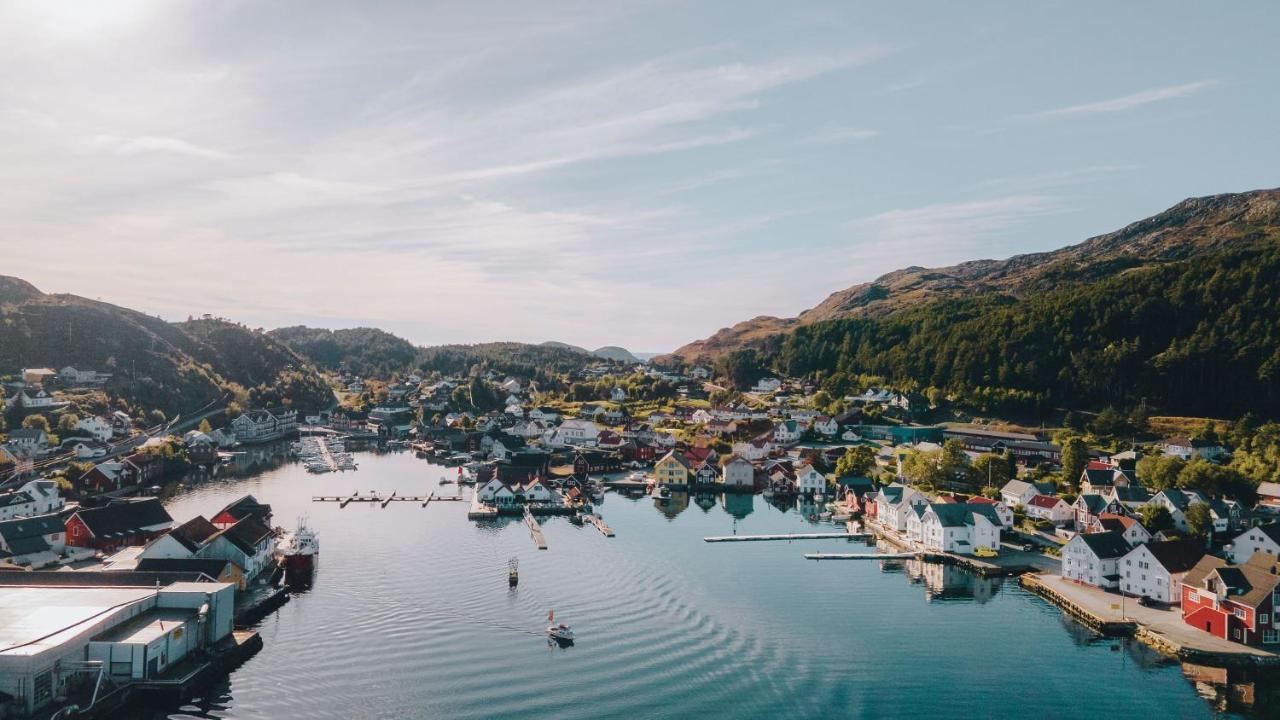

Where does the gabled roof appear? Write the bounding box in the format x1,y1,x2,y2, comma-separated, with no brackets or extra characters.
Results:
166,516,220,553
1075,530,1130,559
1140,537,1206,574
215,495,272,524
927,502,1002,528
1080,468,1114,487
1027,494,1064,509
74,499,172,538
1076,494,1109,514
1194,553,1280,608
1252,523,1280,544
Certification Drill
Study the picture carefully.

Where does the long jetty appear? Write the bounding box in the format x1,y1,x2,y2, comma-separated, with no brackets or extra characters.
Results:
703,532,871,543
805,552,920,560
524,507,548,550
314,492,466,506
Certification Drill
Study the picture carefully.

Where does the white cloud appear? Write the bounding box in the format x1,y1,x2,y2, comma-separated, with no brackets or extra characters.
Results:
845,195,1067,249
1019,80,1217,119
798,125,878,145
88,134,232,160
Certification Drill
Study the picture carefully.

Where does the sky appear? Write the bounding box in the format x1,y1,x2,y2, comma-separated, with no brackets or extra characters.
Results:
2,1,1278,353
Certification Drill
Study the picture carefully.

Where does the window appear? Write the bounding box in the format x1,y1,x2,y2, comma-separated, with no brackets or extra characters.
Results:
1234,608,1247,620
33,671,52,704
1265,630,1279,644
1261,614,1270,625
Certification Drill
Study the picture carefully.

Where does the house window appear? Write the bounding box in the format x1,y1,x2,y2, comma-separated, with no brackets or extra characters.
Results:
1265,630,1279,644
1235,608,1247,620
1261,614,1270,625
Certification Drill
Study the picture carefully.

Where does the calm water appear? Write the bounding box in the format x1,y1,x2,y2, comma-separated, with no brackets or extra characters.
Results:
120,450,1268,719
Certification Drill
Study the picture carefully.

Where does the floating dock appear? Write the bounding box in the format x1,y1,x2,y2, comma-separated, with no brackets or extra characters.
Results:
524,507,548,550
804,552,920,560
703,532,871,543
585,514,615,537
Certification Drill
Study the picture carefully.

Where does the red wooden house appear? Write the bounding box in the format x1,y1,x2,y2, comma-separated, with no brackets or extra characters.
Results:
65,498,174,552
1181,552,1280,647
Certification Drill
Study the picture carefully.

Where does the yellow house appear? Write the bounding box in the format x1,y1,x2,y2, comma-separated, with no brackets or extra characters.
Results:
654,450,692,486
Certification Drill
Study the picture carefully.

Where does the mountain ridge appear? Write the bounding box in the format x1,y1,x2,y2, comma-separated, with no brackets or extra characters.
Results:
666,188,1280,362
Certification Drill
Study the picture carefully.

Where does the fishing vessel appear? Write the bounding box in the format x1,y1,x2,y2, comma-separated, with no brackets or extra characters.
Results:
508,557,519,588
277,518,319,586
546,610,573,644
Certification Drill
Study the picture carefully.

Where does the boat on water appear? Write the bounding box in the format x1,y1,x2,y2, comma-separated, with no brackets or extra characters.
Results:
276,518,319,587
546,610,573,644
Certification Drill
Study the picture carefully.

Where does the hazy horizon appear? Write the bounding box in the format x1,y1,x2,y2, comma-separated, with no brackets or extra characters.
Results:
3,1,1278,351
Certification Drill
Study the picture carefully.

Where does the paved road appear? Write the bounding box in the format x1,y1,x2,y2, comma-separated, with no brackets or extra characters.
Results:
1033,573,1276,658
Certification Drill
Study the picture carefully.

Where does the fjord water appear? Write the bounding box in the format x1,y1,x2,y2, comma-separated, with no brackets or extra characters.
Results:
145,451,1228,719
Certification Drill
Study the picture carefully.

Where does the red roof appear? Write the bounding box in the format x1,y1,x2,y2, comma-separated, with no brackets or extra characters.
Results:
1028,494,1063,509
967,496,997,505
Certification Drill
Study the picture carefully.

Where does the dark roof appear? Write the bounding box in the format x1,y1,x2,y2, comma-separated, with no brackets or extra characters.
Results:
1077,494,1109,514
74,498,173,538
1140,537,1206,573
1254,523,1280,544
216,495,272,523
135,558,235,578
1076,531,1131,559
0,571,209,587
8,429,45,440
929,503,1002,528
209,516,275,556
0,491,34,509
167,516,220,553
0,515,64,542
1111,486,1152,504
1081,468,1114,487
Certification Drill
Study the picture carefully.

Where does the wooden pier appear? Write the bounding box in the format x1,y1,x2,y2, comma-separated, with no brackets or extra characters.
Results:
585,514,615,537
703,532,871,543
524,507,548,550
804,551,920,560
314,492,467,506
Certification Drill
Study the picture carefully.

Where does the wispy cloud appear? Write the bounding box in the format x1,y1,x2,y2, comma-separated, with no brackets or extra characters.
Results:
1018,80,1217,119
88,134,232,160
845,195,1068,250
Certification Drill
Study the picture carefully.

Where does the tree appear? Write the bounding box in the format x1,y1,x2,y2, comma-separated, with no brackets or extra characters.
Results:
1184,502,1212,539
22,414,50,433
1137,504,1174,535
198,419,213,434
1196,420,1220,446
57,413,80,433
1089,407,1131,438
901,448,945,490
835,446,876,477
1135,454,1185,491
972,452,1014,489
1059,436,1089,492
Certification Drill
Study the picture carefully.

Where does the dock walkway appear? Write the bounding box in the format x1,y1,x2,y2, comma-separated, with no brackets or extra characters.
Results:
805,552,919,560
586,514,615,537
703,532,870,543
1022,573,1280,668
524,507,548,550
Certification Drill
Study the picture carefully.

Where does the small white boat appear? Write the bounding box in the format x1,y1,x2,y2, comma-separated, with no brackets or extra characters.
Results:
546,610,574,643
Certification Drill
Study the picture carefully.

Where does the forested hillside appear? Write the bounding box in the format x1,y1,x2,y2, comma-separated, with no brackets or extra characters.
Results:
668,189,1280,419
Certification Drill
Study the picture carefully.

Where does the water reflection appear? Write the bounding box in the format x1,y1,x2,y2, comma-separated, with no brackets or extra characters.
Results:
903,558,1001,603
1182,664,1280,718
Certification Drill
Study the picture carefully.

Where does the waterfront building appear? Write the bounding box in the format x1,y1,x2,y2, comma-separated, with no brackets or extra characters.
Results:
65,499,174,552
910,503,1002,553
721,455,755,489
230,408,299,444
0,579,235,717
1061,531,1129,589
1181,552,1280,647
654,451,692,487
1119,538,1205,605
